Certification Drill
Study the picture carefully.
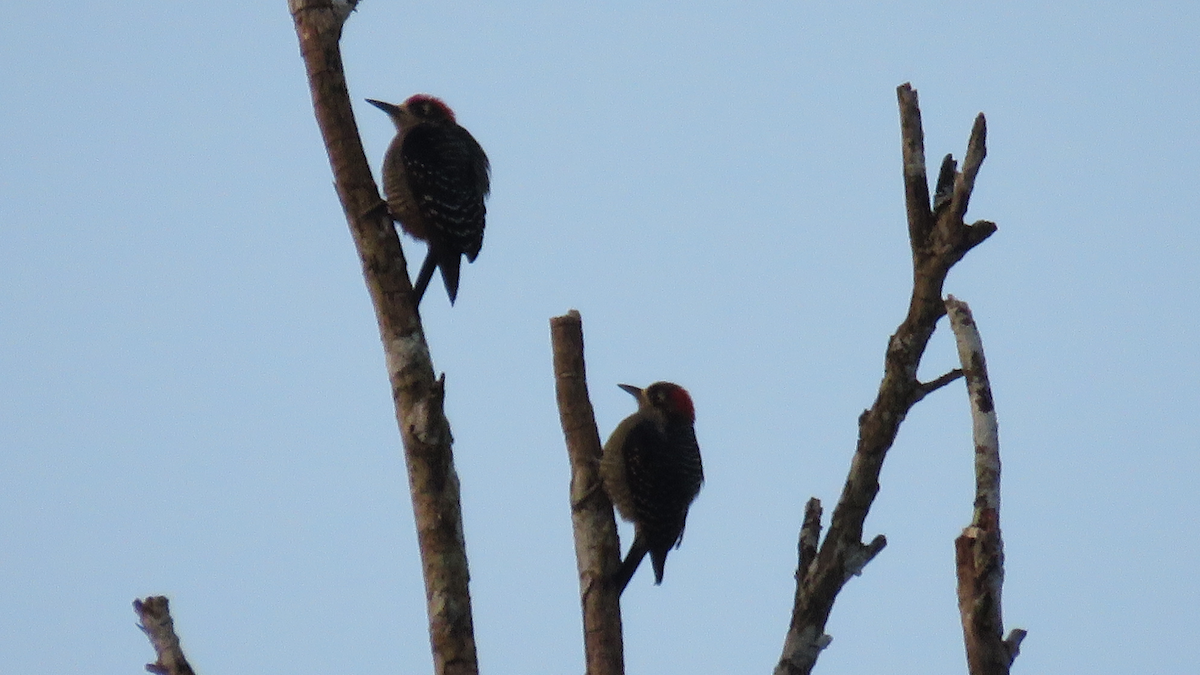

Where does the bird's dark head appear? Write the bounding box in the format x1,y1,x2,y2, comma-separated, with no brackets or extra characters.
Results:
402,94,456,123
619,382,695,423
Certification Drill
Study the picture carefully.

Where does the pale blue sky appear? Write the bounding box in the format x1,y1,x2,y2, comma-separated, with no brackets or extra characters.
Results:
2,2,1197,673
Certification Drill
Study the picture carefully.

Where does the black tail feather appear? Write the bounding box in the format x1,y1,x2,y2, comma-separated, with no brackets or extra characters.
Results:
614,535,649,594
437,250,463,305
649,546,669,585
412,249,439,307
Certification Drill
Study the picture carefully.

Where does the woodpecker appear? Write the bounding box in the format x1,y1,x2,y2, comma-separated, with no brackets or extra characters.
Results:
600,382,704,593
366,95,490,306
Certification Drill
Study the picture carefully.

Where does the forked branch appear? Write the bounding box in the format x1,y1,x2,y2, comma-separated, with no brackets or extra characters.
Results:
774,83,996,675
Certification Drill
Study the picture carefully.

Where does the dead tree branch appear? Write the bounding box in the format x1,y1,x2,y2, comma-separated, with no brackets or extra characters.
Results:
946,297,1026,674
551,310,625,675
796,498,823,580
774,83,996,675
914,369,965,404
287,2,477,673
134,597,196,675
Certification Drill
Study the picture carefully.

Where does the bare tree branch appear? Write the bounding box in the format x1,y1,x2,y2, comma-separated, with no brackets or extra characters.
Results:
914,368,965,404
949,116,988,226
287,2,477,673
946,297,1026,675
796,498,823,580
551,310,625,675
134,597,196,675
899,86,934,254
775,83,996,675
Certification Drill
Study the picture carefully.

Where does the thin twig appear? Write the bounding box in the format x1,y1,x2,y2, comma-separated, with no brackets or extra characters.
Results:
914,368,965,403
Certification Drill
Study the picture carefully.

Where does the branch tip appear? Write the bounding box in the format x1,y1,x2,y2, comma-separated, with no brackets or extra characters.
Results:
950,113,988,222
798,498,823,574
1004,629,1028,659
133,596,195,675
965,220,998,249
846,536,887,578
914,368,964,403
933,153,957,215
965,114,988,172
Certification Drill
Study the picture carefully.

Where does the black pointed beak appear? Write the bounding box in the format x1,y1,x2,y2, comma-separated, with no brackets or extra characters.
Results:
617,384,643,399
365,98,401,115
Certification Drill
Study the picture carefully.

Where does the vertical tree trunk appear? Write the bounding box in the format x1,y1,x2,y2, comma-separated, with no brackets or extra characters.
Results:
551,311,626,675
